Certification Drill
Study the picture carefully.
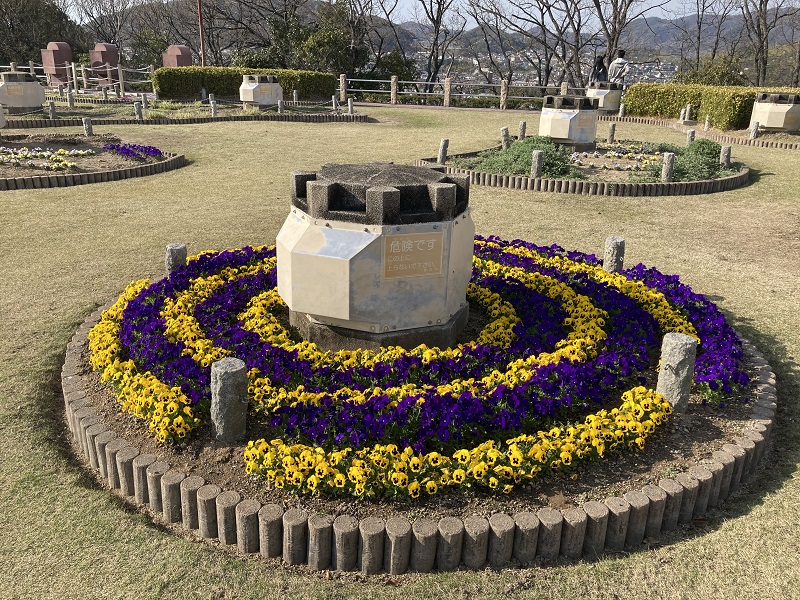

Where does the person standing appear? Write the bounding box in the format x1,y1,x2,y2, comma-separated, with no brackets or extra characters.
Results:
589,55,608,83
608,49,630,84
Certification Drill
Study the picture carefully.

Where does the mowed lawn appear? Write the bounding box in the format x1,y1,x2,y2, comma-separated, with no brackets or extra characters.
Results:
1,106,798,599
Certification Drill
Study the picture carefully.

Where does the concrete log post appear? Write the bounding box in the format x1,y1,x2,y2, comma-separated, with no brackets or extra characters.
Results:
604,497,630,551
384,517,412,575
282,508,309,566
488,513,515,567
658,478,684,531
582,501,609,557
236,499,261,554
160,470,186,523
536,507,562,560
258,504,284,558
145,460,169,512
436,517,464,571
333,514,359,571
307,514,334,570
623,490,650,547
180,475,205,530
560,508,588,559
197,484,221,539
359,517,385,575
463,516,489,570
512,512,539,565
410,518,437,573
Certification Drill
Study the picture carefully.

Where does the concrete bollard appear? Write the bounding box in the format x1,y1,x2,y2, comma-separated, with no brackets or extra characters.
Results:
686,103,693,121
134,101,143,120
501,126,511,151
58,84,64,96
463,516,489,570
48,101,57,120
712,449,736,501
536,507,563,560
720,146,731,168
531,149,544,178
608,122,616,143
208,93,215,103
518,120,526,140
115,83,121,98
82,116,93,137
67,91,74,108
679,108,686,121
332,94,339,110
582,501,609,557
102,87,108,102
410,518,438,573
141,93,149,109
687,129,696,145
618,103,626,118
217,491,241,545
116,446,140,497
384,517,412,575
197,484,221,539
210,358,248,442
359,517,385,575
689,466,714,516
160,470,186,523
236,499,261,554
661,152,675,183
438,138,449,165
210,100,217,118
258,504,284,558
277,100,283,114
642,484,667,540
750,121,759,139
722,443,747,493
704,115,711,131
180,475,205,530
560,81,568,95
105,439,129,490
132,453,156,505
307,514,334,570
676,472,699,524
656,332,698,413
437,517,464,571
165,242,187,274
512,512,540,566
348,97,354,115
145,460,169,512
283,508,309,566
604,235,625,272
488,513,515,568
293,89,299,102
560,508,587,559
658,478,684,531
623,490,649,547
604,497,630,551
333,514,359,571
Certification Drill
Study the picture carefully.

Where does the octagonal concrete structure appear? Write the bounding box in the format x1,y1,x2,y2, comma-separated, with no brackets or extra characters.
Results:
749,93,800,132
585,82,623,112
539,96,599,150
240,74,283,106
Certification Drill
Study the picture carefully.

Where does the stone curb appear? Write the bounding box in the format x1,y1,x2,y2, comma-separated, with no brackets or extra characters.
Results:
0,153,186,191
5,113,368,129
62,308,778,573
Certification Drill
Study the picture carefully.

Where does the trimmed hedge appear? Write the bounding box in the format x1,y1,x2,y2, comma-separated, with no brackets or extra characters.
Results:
153,67,337,100
624,82,800,130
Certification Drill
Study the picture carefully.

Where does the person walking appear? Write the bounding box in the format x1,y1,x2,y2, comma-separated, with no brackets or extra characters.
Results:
608,49,630,84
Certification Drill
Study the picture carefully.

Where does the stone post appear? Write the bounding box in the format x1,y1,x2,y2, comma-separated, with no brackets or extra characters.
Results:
618,103,626,118
608,122,616,144
209,93,216,103
210,100,218,118
117,64,125,93
686,129,696,145
443,77,452,107
560,81,568,95
81,64,88,89
704,115,711,131
82,117,93,137
9,61,16,71
134,101,143,120
530,149,544,178
661,152,675,183
210,357,248,442
347,98,354,115
332,94,338,110
29,60,35,75
604,236,625,272
500,126,511,150
679,107,686,121
437,138,449,165
720,145,731,168
48,101,56,121
390,75,398,104
165,243,187,273
500,80,508,110
292,89,298,102
277,100,283,114
115,83,121,98
518,120,526,140
656,332,698,413
750,121,759,139
102,87,108,102
58,84,64,97
71,62,78,90
339,73,347,103
66,91,74,108
141,93,149,110
685,103,693,121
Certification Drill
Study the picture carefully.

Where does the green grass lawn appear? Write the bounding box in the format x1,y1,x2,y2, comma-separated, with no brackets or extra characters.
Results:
1,106,798,599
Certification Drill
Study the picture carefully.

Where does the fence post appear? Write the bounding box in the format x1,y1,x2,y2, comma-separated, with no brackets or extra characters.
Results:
443,77,452,108
150,65,157,95
28,60,35,75
500,80,508,110
339,73,347,103
106,63,113,87
71,62,78,90
118,64,125,93
438,139,449,165
390,76,398,105
81,65,88,89
560,81,568,95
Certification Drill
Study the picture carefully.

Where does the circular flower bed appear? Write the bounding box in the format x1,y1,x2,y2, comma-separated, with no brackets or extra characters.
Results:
88,237,750,500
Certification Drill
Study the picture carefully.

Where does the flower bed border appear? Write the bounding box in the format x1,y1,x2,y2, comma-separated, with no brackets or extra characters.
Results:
0,151,186,191
62,306,778,571
4,113,368,129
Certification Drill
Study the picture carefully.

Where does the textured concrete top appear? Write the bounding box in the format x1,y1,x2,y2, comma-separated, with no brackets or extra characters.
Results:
319,163,449,187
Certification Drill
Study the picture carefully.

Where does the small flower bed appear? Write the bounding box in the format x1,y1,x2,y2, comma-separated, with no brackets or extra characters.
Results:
88,237,750,499
102,143,164,161
0,145,95,171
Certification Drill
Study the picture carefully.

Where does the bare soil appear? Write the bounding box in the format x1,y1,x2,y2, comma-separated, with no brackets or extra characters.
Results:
0,133,161,179
73,300,759,523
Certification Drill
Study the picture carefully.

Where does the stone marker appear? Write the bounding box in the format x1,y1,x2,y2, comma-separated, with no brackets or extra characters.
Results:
687,129,695,144
438,138,449,164
102,87,108,102
217,490,241,545
82,116,93,137
720,146,731,168
604,235,625,272
656,332,698,413
333,514,359,571
463,516,489,569
582,500,609,556
679,108,686,121
308,513,335,570
750,121,759,139
410,518,437,573
531,149,544,178
384,517,412,575
258,503,284,558
134,101,143,120
437,517,464,571
518,120,526,140
608,122,616,143
618,103,626,118
277,100,283,114
293,89,299,102
48,101,56,120
236,499,261,554
359,517,385,575
488,513,515,567
180,475,205,529
141,93,149,109
512,512,539,565
67,91,74,108
661,152,675,183
332,94,338,110
210,357,248,442
165,243,187,273
210,100,217,118
501,126,511,150
197,484,221,539
282,508,309,565
348,97,354,115
704,115,711,131
686,103,693,121
536,507,563,560
560,81,568,95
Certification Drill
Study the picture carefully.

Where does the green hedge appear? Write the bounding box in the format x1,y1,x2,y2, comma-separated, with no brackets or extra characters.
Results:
624,82,800,130
153,67,337,100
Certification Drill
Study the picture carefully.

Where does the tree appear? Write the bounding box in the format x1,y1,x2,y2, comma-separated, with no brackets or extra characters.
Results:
670,0,739,70
412,0,467,87
0,0,89,64
590,0,670,63
739,0,799,85
297,2,370,73
68,0,141,48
